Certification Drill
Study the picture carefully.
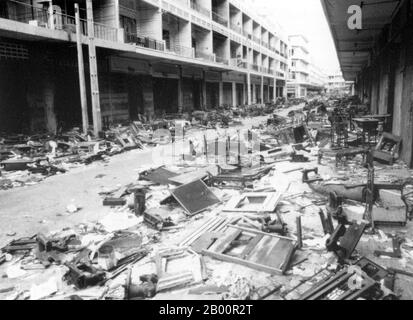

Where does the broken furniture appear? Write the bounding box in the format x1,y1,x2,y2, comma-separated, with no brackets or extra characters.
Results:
0,159,34,171
64,262,106,289
209,165,274,189
170,179,221,216
352,118,380,147
223,192,282,213
144,207,175,230
372,132,402,165
124,270,157,300
326,221,367,262
302,168,323,184
154,248,206,292
329,111,349,148
202,225,296,275
374,236,403,259
335,147,368,167
326,192,344,219
300,257,395,300
2,237,37,253
178,216,232,248
103,198,127,207
373,189,408,226
167,165,218,185
140,167,177,185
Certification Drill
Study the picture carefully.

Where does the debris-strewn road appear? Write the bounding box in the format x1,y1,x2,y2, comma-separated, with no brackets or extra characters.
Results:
0,113,292,247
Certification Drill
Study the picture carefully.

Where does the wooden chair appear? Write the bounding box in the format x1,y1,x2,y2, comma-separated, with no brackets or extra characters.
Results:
372,132,402,165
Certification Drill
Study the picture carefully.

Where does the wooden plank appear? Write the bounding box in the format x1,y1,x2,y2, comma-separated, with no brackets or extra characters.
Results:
214,230,243,254
241,234,264,259
229,225,296,242
249,236,276,263
202,250,283,275
208,228,240,253
262,238,295,271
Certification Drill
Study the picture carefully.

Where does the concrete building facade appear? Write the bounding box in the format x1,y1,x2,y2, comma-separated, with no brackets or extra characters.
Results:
326,72,354,96
287,34,327,98
0,0,289,134
287,34,310,98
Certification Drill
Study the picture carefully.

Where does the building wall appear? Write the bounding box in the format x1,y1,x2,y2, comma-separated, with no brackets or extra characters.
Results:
354,4,413,166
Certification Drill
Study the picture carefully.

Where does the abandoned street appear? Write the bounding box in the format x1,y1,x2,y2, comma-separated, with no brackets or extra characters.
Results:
1,0,413,304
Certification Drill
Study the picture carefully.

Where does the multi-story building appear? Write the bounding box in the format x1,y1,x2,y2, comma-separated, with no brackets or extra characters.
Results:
0,0,289,135
287,34,327,98
326,72,354,96
287,34,310,98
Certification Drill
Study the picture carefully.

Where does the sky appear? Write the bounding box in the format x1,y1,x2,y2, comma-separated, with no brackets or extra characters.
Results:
248,0,341,74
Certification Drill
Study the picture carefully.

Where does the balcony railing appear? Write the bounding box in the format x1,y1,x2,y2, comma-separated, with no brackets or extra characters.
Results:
215,55,229,65
243,30,252,39
126,32,165,51
250,64,259,72
269,68,275,75
166,43,193,58
260,67,269,74
93,21,118,42
195,51,214,62
230,22,242,35
230,58,247,68
1,0,117,42
190,0,211,18
252,36,260,44
212,11,228,27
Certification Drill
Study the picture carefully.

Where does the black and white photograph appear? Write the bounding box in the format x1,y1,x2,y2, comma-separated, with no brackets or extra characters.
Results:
0,0,413,307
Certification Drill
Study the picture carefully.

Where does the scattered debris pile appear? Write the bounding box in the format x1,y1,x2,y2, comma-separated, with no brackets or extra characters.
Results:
1,95,413,300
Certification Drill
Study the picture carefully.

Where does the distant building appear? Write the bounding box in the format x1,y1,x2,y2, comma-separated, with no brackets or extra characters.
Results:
326,72,354,96
287,34,327,98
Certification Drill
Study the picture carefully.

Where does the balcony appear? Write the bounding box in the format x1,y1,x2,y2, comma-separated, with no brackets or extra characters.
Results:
126,32,165,51
261,41,269,49
166,43,193,58
250,63,259,72
1,0,117,42
230,22,242,35
215,55,229,65
260,67,269,74
212,11,228,27
252,36,260,44
195,50,215,62
190,0,211,18
230,58,247,68
269,68,275,75
243,30,252,39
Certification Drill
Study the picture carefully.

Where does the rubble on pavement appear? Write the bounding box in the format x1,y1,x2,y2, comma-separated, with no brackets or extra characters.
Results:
2,96,413,300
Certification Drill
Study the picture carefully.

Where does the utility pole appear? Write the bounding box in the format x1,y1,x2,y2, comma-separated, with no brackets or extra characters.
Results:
86,0,102,136
75,3,89,135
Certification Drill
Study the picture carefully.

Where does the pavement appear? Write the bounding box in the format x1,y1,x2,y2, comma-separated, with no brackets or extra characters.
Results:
0,107,303,247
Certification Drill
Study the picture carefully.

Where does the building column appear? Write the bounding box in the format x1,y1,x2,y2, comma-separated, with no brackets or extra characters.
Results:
232,82,237,107
178,67,183,113
142,75,155,120
247,73,251,105
43,73,57,134
260,76,264,104
273,77,277,100
202,71,207,110
218,81,224,106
